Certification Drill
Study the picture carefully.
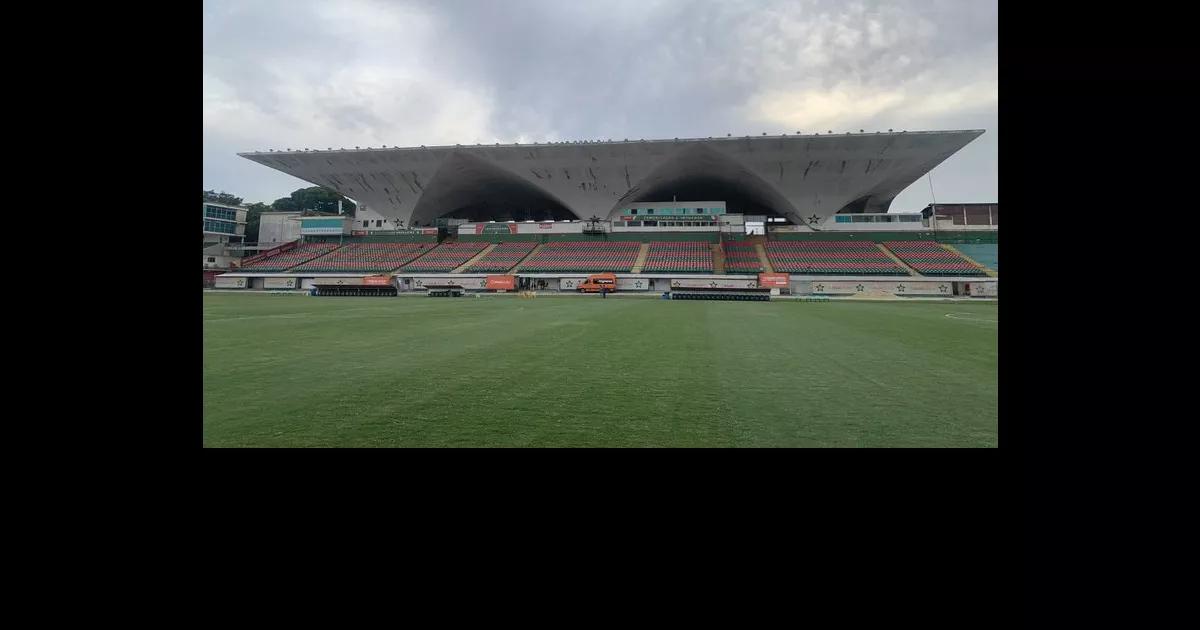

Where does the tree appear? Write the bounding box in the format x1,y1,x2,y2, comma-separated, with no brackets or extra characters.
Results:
243,202,270,243
202,186,357,244
271,186,356,216
271,196,298,212
203,190,244,206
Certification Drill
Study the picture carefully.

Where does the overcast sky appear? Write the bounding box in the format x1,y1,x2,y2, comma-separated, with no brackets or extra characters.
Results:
204,0,996,212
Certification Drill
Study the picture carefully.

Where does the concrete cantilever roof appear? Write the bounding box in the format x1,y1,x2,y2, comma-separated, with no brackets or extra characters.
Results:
239,129,983,226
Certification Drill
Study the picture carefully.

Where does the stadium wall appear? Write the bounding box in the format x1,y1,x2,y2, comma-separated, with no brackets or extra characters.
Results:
771,230,997,244
604,231,719,242
804,280,955,296
305,233,438,243
456,233,543,243
457,232,718,243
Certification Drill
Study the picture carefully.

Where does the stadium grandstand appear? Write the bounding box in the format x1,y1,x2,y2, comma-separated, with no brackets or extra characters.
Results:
211,129,996,299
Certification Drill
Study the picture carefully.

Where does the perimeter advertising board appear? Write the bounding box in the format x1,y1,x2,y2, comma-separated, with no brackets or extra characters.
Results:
413,277,489,290
808,280,954,296
758,273,789,288
670,278,758,289
214,276,247,289
363,275,393,286
263,277,297,289
486,275,516,290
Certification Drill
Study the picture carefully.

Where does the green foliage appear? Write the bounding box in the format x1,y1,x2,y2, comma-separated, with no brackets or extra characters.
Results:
243,202,270,243
271,186,356,216
204,187,357,243
203,190,243,206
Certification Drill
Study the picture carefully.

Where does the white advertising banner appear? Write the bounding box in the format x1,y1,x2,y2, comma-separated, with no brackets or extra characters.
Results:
263,277,297,289
891,280,954,296
809,280,953,296
214,276,247,289
616,278,653,291
968,282,998,297
413,276,488,290
559,277,588,290
670,278,759,289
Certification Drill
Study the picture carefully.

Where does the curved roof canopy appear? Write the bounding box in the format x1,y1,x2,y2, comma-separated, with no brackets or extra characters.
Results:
240,130,983,226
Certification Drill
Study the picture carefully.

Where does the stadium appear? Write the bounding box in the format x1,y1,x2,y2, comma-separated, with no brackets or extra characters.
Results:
203,129,997,448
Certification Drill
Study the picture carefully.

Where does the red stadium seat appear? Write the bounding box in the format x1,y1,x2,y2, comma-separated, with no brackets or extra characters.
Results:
764,241,906,276
882,241,988,277
290,242,434,272
518,241,641,272
466,241,539,272
239,243,342,271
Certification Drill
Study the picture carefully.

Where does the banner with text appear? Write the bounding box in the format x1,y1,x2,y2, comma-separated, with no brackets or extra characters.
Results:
758,273,789,288
475,223,518,235
413,277,489,290
363,275,394,286
486,275,516,290
809,280,954,296
670,278,759,289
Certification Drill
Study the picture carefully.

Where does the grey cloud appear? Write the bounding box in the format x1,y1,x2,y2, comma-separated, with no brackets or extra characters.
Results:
204,0,996,209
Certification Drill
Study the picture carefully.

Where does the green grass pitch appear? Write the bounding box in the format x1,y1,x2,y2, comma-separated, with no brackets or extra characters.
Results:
204,293,997,447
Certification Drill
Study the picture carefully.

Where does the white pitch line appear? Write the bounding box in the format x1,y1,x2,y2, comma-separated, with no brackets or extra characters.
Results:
945,312,998,323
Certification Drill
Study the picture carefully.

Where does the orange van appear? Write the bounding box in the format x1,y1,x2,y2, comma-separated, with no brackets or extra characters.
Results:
577,272,617,293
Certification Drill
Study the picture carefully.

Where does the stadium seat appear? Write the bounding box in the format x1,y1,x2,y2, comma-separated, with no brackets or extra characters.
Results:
764,241,907,276
882,241,989,277
239,243,342,271
641,241,714,273
950,243,998,272
399,242,490,272
518,241,641,272
466,241,539,272
290,243,435,272
722,241,763,274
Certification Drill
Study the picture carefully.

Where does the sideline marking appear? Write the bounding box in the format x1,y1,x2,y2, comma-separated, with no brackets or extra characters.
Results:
945,312,998,323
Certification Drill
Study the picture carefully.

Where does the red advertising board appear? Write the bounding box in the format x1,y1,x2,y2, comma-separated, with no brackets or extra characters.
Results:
758,273,789,288
538,223,553,229
351,230,368,236
363,275,393,286
421,228,439,235
485,275,516,290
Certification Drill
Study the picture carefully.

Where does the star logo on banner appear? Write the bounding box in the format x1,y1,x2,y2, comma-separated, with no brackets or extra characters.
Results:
897,284,906,292
710,282,718,288
856,284,865,292
815,283,824,292
808,214,820,225
634,280,643,288
939,284,948,293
